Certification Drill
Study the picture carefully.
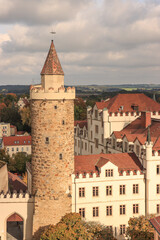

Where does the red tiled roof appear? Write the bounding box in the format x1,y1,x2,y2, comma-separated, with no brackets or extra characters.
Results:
3,136,31,146
150,216,160,235
74,120,87,129
41,40,64,75
96,93,160,112
153,136,160,151
8,172,27,192
74,152,143,173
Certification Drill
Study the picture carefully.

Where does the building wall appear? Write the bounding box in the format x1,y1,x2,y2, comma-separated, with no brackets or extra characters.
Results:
72,162,145,240
75,105,160,156
31,98,74,233
0,123,10,138
5,145,31,156
0,192,34,240
0,164,8,193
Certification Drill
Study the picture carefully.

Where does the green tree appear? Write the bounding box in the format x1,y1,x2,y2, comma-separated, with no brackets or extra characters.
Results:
0,149,10,165
126,215,154,240
39,213,116,240
74,98,87,121
11,152,31,174
0,106,23,130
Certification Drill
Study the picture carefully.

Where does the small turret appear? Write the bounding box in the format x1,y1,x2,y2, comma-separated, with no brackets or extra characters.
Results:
41,40,64,92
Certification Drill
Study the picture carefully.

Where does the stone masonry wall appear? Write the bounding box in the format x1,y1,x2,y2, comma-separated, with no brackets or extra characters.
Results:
31,99,74,233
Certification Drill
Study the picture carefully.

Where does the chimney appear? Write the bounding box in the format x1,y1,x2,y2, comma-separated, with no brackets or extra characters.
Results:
141,111,151,128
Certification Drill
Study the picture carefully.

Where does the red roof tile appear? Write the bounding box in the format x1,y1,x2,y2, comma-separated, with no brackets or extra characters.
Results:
74,152,143,173
8,172,27,192
74,120,87,129
96,93,160,112
150,216,160,235
3,136,31,146
41,40,64,75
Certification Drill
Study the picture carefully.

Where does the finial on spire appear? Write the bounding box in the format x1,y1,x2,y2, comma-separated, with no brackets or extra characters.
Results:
147,125,151,144
50,31,56,41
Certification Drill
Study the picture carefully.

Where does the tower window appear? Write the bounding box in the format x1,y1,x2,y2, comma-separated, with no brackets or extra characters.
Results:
59,153,63,160
45,137,49,144
54,105,57,109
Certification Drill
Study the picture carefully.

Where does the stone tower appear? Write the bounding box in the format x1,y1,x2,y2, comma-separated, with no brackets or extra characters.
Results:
30,40,75,233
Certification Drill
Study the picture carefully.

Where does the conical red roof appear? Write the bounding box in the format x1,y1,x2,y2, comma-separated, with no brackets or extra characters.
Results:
41,40,64,75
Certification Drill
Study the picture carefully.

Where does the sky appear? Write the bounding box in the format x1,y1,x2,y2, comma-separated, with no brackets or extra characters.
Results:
0,0,160,86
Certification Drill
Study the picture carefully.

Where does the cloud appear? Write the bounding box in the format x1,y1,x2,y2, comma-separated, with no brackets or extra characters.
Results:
0,0,160,85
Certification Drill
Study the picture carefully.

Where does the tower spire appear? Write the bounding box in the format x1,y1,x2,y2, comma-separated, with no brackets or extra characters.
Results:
41,40,64,75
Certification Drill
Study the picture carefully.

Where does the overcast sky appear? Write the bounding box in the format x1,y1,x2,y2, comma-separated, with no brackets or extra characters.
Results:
0,0,160,86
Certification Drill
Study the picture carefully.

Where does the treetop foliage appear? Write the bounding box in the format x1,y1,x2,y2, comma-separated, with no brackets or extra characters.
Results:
39,213,116,240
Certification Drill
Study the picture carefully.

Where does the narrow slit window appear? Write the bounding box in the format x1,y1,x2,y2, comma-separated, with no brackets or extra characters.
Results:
45,137,49,144
54,105,57,109
59,153,63,160
62,120,65,125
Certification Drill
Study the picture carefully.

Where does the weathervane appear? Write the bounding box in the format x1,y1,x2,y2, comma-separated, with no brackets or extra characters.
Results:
50,31,56,41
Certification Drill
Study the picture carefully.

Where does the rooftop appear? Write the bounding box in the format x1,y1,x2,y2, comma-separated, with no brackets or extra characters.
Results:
96,93,160,113
8,172,27,192
74,152,143,174
3,135,31,146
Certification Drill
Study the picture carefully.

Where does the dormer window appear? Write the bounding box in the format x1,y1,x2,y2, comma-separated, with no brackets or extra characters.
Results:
106,169,113,177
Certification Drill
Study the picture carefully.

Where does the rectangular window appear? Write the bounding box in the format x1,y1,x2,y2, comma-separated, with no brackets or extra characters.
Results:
124,142,128,152
93,207,99,217
106,186,112,196
136,145,140,156
101,134,104,144
95,110,98,119
91,131,93,140
91,145,93,154
95,125,98,134
157,165,160,175
120,205,125,215
79,187,85,197
93,186,99,197
95,138,98,148
7,148,9,152
85,142,87,151
106,206,112,216
12,148,14,152
157,204,160,214
133,204,139,214
120,185,125,195
157,184,160,194
133,184,139,194
106,169,113,177
45,137,49,144
113,139,116,149
120,225,126,235
79,208,85,218
16,147,19,151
